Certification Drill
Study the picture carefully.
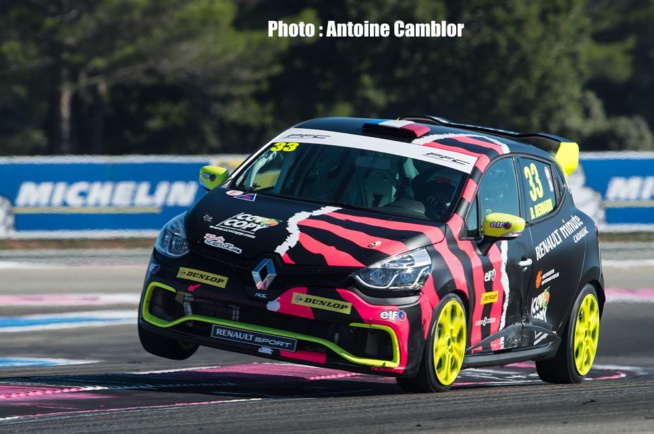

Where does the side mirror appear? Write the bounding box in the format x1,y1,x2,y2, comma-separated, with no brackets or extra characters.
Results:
482,212,525,239
199,166,229,191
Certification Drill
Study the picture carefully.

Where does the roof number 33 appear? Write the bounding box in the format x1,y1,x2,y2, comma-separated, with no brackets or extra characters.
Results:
524,163,544,202
270,142,299,152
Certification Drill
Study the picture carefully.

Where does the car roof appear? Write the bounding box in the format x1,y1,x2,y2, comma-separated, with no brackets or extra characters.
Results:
293,117,556,166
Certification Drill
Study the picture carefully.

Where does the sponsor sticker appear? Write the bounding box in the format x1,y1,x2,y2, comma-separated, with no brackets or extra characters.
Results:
201,171,216,182
283,133,329,139
422,151,470,166
210,325,297,352
489,221,511,229
380,310,407,321
177,267,228,288
480,291,499,305
234,193,257,202
531,287,550,321
474,317,496,327
535,214,587,260
147,262,160,275
292,293,352,314
540,268,559,286
530,198,554,220
204,233,243,254
211,212,282,239
484,269,496,282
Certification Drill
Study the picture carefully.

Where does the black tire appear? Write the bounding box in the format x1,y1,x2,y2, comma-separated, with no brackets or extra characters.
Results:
536,284,601,384
138,323,198,360
397,293,467,393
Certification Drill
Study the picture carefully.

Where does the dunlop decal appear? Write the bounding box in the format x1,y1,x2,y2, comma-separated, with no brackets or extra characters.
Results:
177,267,228,288
292,293,352,314
480,291,499,305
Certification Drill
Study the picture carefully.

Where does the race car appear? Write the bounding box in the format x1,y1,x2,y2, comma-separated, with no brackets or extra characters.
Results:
138,115,604,392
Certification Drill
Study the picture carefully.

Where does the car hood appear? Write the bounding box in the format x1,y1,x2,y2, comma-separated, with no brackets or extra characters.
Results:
185,189,445,268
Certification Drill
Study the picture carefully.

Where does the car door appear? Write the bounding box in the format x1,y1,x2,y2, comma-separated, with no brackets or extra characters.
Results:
464,157,534,353
518,156,583,345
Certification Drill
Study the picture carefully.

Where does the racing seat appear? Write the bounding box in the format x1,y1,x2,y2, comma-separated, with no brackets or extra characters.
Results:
363,170,397,208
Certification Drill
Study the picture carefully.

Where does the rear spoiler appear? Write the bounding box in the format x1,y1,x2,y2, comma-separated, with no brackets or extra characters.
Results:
399,115,579,176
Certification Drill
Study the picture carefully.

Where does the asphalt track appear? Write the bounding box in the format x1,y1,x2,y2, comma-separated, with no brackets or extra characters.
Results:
0,245,653,433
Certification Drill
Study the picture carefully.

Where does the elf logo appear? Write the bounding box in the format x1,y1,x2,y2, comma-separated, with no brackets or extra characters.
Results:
380,310,407,321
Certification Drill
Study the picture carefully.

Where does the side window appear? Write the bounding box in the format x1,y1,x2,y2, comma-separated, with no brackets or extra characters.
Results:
478,158,521,219
552,164,566,202
464,196,479,237
519,157,558,222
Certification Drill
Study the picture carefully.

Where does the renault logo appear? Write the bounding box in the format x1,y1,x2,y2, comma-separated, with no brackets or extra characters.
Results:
252,258,276,290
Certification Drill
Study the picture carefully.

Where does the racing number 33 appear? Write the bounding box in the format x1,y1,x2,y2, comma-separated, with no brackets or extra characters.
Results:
524,163,544,202
270,142,299,152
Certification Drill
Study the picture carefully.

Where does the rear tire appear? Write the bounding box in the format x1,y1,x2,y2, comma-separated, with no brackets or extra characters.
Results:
138,323,198,360
397,293,467,393
536,284,600,384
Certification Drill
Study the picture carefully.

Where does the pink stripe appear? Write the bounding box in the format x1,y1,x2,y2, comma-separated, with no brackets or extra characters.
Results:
279,350,327,365
298,218,409,256
422,141,482,158
0,385,89,399
473,154,491,172
605,288,654,302
0,295,137,306
461,179,478,202
401,123,430,137
298,232,364,267
329,212,445,245
195,363,353,380
0,398,261,422
453,136,506,154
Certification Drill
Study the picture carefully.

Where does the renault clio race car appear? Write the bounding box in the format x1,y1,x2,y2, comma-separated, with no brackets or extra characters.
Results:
138,115,604,393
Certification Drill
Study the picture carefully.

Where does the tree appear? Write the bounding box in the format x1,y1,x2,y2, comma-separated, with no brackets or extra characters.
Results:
0,0,306,155
266,0,592,137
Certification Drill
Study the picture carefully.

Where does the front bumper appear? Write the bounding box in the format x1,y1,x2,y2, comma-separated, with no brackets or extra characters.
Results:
139,252,424,376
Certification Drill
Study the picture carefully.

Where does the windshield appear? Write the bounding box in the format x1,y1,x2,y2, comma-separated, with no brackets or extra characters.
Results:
230,141,467,222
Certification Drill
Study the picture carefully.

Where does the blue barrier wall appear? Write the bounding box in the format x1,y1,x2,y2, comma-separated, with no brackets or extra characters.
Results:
0,153,652,237
0,156,245,238
569,152,654,231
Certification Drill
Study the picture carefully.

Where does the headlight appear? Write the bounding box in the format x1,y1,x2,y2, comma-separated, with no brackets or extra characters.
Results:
354,248,432,292
154,213,189,258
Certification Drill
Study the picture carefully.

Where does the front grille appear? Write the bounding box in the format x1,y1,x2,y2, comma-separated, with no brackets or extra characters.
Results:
148,286,394,362
187,250,355,293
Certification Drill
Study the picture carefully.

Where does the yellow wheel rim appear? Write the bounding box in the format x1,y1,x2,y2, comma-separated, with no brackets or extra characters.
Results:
433,300,466,386
573,293,600,376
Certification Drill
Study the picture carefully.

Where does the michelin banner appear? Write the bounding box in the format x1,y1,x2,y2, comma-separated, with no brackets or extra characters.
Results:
569,152,654,232
0,152,652,237
0,156,246,238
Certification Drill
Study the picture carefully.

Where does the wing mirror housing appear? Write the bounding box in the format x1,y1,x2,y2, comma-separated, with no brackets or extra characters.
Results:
482,212,526,239
199,166,229,191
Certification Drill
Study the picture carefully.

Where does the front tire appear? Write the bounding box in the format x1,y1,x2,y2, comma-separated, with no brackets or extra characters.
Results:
138,323,199,360
536,284,601,384
397,293,467,393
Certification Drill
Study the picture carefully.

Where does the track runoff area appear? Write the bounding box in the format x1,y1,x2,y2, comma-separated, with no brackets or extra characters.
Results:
0,254,652,424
